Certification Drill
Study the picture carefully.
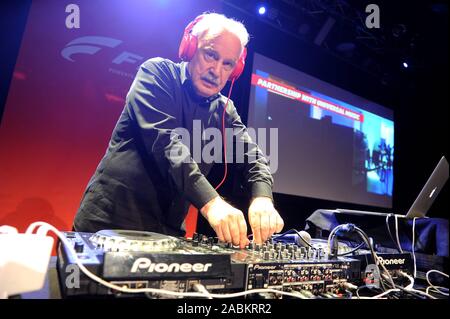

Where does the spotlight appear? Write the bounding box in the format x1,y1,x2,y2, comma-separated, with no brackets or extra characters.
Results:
402,62,408,68
258,6,266,15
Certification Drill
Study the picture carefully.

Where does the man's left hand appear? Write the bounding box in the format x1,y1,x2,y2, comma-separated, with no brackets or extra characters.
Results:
248,197,284,244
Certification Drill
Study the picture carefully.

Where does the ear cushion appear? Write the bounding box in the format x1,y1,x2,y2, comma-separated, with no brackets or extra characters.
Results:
178,33,198,61
229,47,247,81
179,15,204,61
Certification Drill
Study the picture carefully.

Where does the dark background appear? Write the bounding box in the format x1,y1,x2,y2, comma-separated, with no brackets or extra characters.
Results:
204,0,449,234
0,1,448,236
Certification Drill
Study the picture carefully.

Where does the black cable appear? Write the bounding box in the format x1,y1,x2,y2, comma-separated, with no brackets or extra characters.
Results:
328,224,396,292
273,228,316,250
328,228,365,257
354,227,396,291
393,284,428,299
330,225,387,291
337,242,365,256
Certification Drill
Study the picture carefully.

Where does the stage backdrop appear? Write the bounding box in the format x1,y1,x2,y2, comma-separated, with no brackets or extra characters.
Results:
0,0,221,238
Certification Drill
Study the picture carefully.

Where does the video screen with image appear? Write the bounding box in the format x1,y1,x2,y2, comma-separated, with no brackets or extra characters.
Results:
248,53,394,208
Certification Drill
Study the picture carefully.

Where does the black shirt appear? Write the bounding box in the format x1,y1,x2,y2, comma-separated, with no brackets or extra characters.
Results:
73,58,273,236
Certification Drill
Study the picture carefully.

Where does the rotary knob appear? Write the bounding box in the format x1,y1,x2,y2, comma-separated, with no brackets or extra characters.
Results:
300,247,307,258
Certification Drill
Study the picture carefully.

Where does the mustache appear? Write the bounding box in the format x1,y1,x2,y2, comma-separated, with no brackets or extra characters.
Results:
201,73,219,86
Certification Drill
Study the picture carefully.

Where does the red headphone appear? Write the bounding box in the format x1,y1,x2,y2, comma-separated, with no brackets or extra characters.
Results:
178,15,247,81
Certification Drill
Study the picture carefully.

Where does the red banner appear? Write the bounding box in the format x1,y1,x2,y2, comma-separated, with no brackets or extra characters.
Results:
252,74,364,122
0,1,220,240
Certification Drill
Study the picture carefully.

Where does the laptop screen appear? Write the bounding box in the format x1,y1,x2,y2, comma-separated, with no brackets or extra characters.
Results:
406,156,449,218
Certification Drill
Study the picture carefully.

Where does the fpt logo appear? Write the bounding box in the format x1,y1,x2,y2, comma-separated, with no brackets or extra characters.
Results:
61,36,122,62
61,36,146,79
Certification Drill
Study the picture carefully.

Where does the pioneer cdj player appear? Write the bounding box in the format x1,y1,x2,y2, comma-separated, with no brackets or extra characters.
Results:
56,230,361,298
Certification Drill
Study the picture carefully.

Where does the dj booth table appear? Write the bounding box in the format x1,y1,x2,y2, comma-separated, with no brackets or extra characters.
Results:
305,209,449,278
305,209,449,256
17,210,448,299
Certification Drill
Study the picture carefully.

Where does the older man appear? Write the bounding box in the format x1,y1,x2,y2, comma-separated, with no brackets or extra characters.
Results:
74,13,283,248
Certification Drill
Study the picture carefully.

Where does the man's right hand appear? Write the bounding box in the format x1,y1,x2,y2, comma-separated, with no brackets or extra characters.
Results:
200,196,249,249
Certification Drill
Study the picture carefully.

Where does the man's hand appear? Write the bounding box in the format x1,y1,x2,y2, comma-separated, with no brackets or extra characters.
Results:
248,197,284,244
200,196,250,249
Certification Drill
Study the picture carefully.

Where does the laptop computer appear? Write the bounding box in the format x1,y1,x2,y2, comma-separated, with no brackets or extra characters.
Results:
335,156,449,219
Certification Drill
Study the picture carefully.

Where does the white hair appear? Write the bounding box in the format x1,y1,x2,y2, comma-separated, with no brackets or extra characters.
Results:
191,13,249,51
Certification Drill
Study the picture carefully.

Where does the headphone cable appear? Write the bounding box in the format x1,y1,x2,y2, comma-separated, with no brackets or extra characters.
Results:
214,78,235,190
